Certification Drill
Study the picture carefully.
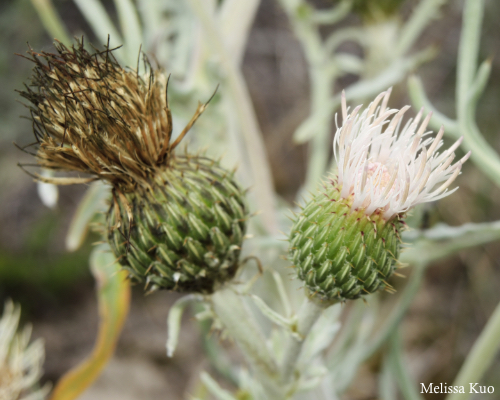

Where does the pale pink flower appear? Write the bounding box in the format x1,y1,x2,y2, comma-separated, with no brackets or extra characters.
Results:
334,88,470,220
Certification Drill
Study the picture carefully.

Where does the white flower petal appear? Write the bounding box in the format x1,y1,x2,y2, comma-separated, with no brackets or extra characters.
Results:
333,89,467,220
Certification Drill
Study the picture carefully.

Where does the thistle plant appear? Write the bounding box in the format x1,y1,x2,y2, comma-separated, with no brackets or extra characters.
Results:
14,0,500,399
19,39,248,294
291,89,470,302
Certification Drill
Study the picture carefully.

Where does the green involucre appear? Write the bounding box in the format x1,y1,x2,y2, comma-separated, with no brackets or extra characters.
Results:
289,178,404,302
107,155,248,294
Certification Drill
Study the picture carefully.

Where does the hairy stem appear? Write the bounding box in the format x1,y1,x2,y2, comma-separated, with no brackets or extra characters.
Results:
280,297,328,385
211,288,282,398
186,0,278,234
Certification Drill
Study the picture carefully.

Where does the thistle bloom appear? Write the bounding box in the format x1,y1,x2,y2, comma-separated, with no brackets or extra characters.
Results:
19,39,248,294
0,301,49,400
289,89,469,302
335,88,470,220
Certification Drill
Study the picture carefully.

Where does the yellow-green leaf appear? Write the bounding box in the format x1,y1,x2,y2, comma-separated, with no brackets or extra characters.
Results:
49,244,130,400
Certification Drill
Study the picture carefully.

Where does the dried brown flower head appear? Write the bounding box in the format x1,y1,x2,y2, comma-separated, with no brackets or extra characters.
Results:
17,38,249,294
18,38,210,192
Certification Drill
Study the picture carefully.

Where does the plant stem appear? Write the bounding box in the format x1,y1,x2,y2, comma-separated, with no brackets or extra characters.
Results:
390,330,424,400
277,0,335,194
186,0,278,234
447,300,500,400
280,297,328,384
211,288,282,398
364,262,426,359
456,0,484,117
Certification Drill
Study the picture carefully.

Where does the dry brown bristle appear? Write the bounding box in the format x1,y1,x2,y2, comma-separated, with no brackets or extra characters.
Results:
17,38,210,191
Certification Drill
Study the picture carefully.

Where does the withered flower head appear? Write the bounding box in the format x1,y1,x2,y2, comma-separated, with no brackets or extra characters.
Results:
18,38,207,191
18,39,249,294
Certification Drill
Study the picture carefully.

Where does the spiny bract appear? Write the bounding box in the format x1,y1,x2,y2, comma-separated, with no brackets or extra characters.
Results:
108,156,247,293
290,178,403,302
18,39,249,294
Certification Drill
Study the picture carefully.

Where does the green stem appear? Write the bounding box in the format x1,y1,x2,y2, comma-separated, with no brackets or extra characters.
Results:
280,297,328,385
456,0,484,116
277,0,336,193
390,330,424,400
364,263,426,359
447,301,500,400
211,288,281,398
186,0,278,234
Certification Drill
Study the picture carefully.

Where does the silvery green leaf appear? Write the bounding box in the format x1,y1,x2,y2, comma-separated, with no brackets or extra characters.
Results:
166,294,203,357
113,0,143,64
271,271,292,317
294,54,430,145
200,372,238,400
297,365,328,392
407,75,459,135
298,303,341,365
30,0,71,46
379,355,398,400
249,294,300,339
329,308,379,392
270,328,287,362
396,0,447,55
219,0,260,64
335,53,363,74
238,368,264,400
402,220,500,265
73,0,124,61
66,181,109,252
193,307,214,321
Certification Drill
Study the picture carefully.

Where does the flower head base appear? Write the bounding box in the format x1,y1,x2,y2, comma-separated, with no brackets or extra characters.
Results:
335,88,470,220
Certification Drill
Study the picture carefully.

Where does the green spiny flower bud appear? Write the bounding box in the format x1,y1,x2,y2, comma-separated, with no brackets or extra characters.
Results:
108,155,247,293
18,39,249,294
290,89,469,302
290,178,403,302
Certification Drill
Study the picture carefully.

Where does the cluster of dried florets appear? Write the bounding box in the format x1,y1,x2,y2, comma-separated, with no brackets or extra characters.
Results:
18,39,208,192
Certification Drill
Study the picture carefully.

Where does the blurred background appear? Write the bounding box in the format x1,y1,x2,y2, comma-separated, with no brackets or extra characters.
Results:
1,0,500,399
